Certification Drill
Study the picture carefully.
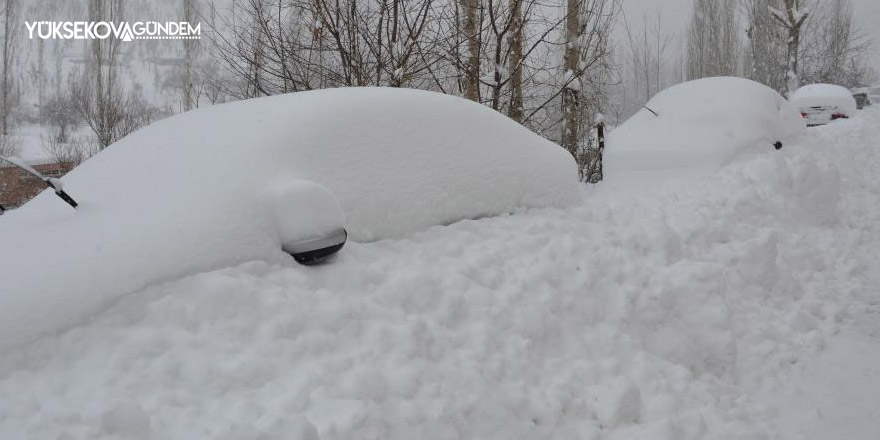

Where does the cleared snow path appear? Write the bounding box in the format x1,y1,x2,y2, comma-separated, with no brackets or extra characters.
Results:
1,109,880,439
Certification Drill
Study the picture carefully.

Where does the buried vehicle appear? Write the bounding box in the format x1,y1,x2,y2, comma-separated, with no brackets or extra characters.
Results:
0,88,580,350
790,83,858,127
851,88,872,110
605,76,805,184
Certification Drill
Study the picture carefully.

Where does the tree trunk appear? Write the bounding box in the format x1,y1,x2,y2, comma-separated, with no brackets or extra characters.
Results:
1,0,17,136
785,25,801,93
507,0,523,122
561,0,580,158
182,0,198,111
460,0,481,101
772,0,807,95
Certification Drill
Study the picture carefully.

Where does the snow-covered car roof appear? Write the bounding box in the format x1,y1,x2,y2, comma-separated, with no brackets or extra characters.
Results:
605,76,805,184
791,83,858,116
0,88,580,350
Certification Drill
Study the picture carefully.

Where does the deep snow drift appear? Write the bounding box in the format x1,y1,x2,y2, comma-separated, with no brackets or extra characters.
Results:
0,88,579,351
605,77,805,184
1,105,879,439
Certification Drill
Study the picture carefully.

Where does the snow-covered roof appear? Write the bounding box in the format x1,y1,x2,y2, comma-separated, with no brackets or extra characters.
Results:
793,83,853,99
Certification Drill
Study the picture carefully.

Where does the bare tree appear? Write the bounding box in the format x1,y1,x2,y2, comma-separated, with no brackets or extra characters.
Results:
182,0,202,110
558,0,617,166
0,129,18,157
64,0,159,150
212,0,438,97
70,72,159,149
41,92,78,146
1,0,18,136
209,0,620,177
686,0,740,79
42,88,94,165
459,0,482,100
770,0,808,94
798,0,875,88
507,0,523,121
41,132,92,166
560,0,580,154
616,12,677,120
482,0,524,111
27,39,49,121
744,0,787,93
77,0,125,148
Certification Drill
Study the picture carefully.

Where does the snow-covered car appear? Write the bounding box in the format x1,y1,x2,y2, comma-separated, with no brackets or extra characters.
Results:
605,76,805,183
0,88,580,350
851,90,871,110
870,86,880,107
790,83,858,127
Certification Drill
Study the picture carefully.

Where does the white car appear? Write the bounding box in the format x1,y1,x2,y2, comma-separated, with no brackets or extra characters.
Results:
790,83,858,127
0,88,580,350
606,76,805,184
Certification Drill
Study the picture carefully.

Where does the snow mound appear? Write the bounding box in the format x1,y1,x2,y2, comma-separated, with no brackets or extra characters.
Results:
2,108,878,440
265,179,346,247
791,83,858,116
0,88,579,350
605,76,805,184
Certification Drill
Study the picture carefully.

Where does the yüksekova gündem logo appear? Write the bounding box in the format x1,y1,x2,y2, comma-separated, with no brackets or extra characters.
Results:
25,21,201,41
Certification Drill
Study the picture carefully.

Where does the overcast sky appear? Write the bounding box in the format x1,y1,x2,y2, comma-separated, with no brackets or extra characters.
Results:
621,0,880,77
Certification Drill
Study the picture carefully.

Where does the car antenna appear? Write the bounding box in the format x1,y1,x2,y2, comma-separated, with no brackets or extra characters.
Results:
644,105,659,117
0,155,78,210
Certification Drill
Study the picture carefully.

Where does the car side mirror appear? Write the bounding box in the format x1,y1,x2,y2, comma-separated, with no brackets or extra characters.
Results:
265,179,348,265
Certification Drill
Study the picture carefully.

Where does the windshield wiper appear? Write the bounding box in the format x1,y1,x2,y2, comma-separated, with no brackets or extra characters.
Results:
0,156,78,211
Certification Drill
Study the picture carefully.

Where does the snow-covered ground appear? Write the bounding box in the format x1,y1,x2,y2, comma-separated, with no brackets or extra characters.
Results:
1,108,879,439
763,309,880,440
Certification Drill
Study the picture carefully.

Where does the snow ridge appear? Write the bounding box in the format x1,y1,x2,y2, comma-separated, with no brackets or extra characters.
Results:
1,109,880,439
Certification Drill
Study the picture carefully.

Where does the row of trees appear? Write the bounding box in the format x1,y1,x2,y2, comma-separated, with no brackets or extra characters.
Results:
209,0,619,173
0,0,876,179
687,0,874,95
1,0,161,162
612,0,875,123
2,0,623,177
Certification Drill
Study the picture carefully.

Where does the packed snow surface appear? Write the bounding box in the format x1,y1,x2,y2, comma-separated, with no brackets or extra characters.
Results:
2,106,879,438
791,83,858,116
605,77,805,183
0,88,579,350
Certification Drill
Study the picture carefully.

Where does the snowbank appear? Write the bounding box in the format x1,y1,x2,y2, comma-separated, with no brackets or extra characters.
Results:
0,88,579,350
605,77,805,184
3,106,878,440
